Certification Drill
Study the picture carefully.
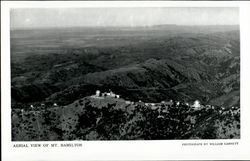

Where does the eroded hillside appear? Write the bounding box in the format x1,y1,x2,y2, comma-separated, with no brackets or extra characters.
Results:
12,97,240,141
11,27,240,108
11,26,240,141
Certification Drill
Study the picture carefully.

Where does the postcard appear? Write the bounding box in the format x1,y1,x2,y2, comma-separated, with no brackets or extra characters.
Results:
1,1,250,160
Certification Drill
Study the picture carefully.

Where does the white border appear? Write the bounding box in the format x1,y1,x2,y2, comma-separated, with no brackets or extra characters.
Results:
2,1,250,161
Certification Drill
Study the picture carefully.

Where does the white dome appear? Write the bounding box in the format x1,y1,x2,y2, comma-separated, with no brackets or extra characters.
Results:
193,100,201,108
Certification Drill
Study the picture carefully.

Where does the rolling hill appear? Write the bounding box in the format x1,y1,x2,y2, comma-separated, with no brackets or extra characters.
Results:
11,26,240,108
12,97,240,141
11,25,240,140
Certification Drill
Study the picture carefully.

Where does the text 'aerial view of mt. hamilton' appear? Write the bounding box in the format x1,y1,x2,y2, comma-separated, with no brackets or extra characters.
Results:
10,7,240,141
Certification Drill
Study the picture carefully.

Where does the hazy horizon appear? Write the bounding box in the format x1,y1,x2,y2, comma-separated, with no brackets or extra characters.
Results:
10,24,240,31
11,7,239,29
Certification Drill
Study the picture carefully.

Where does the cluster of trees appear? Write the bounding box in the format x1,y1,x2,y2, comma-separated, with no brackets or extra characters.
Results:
11,99,240,141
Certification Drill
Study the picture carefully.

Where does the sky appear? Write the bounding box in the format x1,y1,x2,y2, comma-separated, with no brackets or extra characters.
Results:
10,7,239,29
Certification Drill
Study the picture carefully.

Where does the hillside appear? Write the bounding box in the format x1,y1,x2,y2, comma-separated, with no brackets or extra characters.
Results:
11,27,240,108
11,26,240,140
12,96,240,141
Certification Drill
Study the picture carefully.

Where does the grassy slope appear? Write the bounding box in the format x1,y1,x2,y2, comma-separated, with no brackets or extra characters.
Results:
12,97,240,141
11,28,240,107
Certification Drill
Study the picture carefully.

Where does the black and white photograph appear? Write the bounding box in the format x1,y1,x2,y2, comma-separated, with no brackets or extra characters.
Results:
10,7,240,141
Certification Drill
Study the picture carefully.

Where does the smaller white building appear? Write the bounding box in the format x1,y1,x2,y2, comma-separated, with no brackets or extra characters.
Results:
110,91,116,97
95,90,101,97
125,101,131,104
192,100,201,110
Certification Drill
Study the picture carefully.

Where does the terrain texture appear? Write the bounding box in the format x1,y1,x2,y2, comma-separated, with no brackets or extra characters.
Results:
11,25,240,140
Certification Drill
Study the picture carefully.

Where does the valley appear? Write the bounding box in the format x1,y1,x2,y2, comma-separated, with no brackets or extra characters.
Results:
11,25,240,140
